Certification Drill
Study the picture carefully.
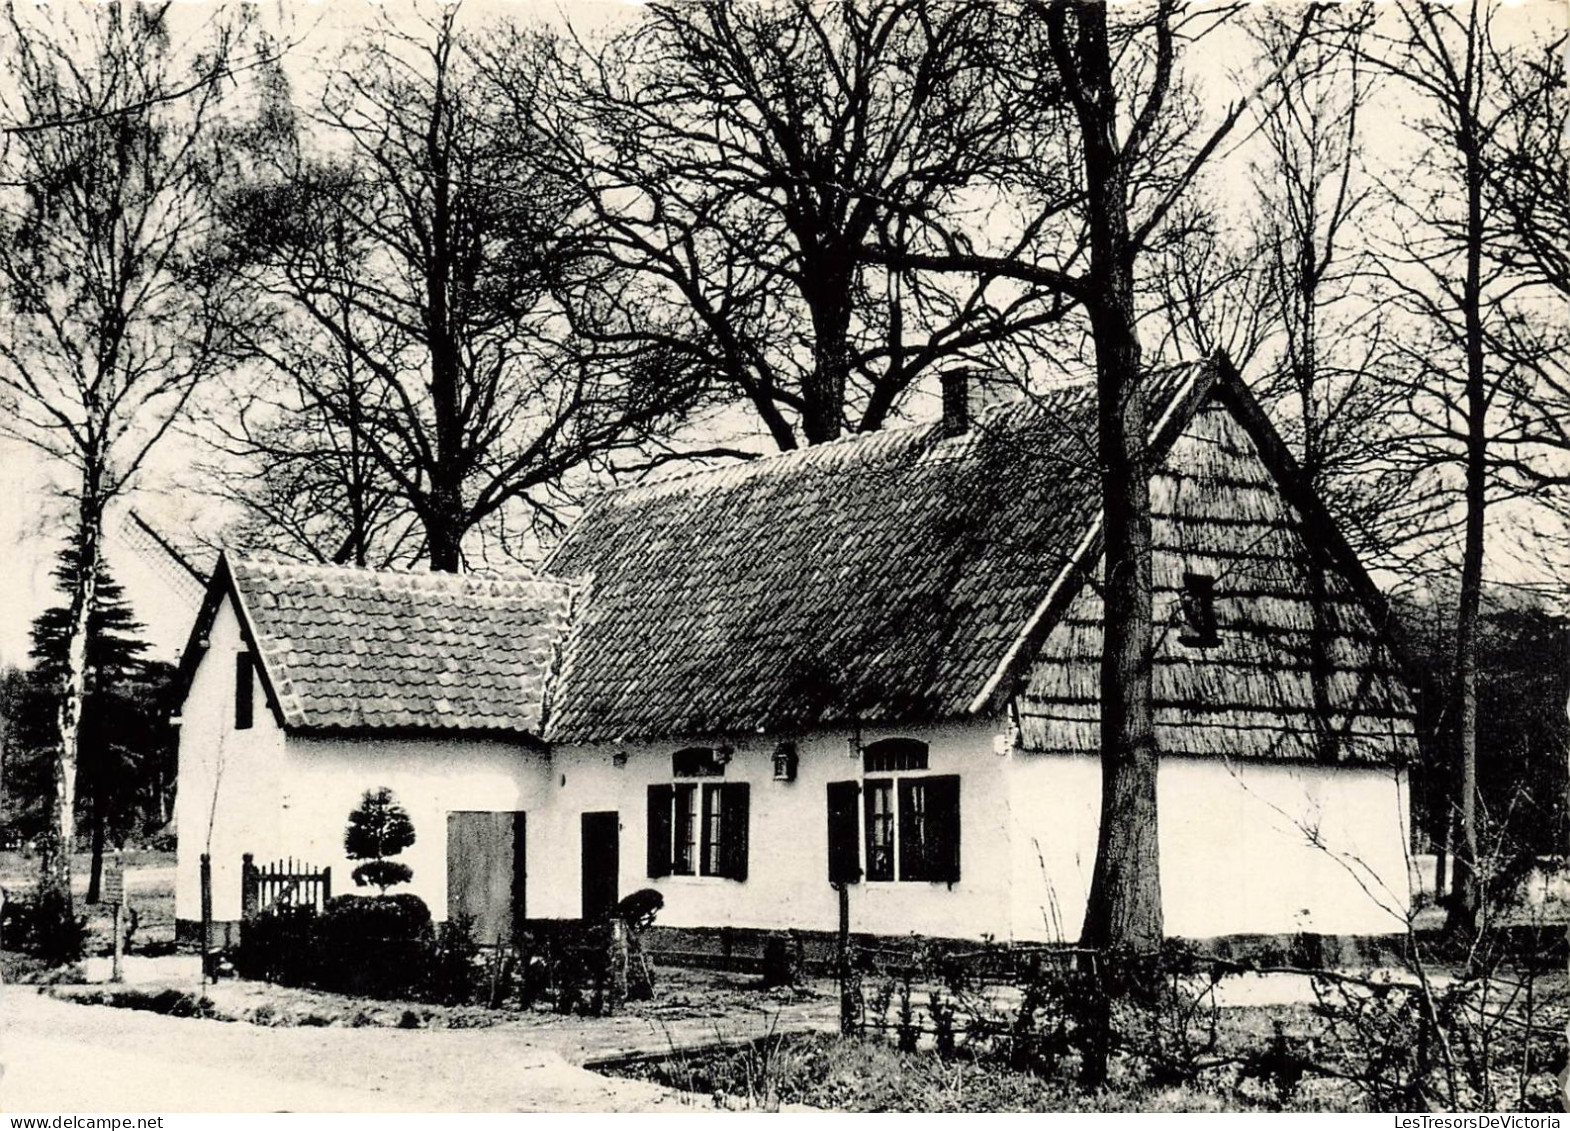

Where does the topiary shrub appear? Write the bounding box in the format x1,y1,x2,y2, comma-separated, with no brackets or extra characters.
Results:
344,787,416,893
314,892,433,999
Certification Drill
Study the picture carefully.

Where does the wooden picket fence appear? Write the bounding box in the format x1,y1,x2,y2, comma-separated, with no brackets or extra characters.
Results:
241,853,332,919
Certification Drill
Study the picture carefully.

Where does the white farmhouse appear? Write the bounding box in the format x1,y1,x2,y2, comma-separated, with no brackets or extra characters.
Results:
174,359,1416,955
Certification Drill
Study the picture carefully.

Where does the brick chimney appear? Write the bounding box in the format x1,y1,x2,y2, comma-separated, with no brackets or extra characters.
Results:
939,369,970,438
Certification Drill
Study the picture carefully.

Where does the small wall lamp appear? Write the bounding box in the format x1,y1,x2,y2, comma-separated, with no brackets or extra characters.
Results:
772,741,799,782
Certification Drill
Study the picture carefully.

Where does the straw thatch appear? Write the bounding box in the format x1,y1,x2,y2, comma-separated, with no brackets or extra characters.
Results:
544,364,1203,744
1015,402,1417,765
194,355,1416,767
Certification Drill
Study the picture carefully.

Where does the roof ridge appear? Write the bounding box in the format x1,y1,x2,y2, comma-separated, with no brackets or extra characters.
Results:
586,380,1101,510
228,555,561,586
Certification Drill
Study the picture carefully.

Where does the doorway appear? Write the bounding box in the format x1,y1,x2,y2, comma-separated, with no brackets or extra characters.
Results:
446,810,525,943
581,811,620,921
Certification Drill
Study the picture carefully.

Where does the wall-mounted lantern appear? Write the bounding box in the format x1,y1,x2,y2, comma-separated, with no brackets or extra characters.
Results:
772,741,799,782
612,748,629,769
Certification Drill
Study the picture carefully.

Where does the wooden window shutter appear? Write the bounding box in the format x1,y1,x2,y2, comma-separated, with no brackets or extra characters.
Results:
928,775,961,884
235,652,254,731
719,782,749,881
646,784,673,878
826,780,861,884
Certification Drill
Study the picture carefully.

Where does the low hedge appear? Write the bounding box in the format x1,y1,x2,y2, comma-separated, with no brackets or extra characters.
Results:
235,893,457,1002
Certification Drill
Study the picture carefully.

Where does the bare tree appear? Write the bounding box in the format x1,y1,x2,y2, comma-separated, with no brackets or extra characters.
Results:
870,1,1323,959
1367,0,1567,934
1484,29,1569,299
1482,26,1570,529
1244,13,1419,563
0,3,249,908
196,188,426,568
224,8,694,572
525,0,1074,451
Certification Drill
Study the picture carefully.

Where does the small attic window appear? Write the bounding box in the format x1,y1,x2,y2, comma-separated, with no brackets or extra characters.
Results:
235,651,255,730
1179,572,1220,648
863,737,929,773
672,746,724,777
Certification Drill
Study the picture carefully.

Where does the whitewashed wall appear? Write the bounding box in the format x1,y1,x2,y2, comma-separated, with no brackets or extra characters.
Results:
536,720,1015,940
276,733,551,919
1006,751,1412,941
174,596,287,924
177,599,1409,941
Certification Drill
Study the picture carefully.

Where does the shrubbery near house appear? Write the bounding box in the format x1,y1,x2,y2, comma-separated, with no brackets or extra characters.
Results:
1,888,87,966
235,892,450,1001
344,788,416,893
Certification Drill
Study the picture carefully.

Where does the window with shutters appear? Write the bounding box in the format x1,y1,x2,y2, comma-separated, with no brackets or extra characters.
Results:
647,779,748,881
235,652,254,730
827,745,960,885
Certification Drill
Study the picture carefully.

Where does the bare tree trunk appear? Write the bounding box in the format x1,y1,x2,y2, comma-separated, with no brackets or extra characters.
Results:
1446,106,1487,938
86,783,105,904
1080,291,1163,955
44,480,104,910
425,486,465,573
424,53,465,577
802,257,853,445
1065,2,1163,956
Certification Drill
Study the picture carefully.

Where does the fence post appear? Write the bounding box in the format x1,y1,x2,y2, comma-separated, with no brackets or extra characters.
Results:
607,918,629,1015
321,866,332,906
836,881,856,1035
241,853,257,921
199,852,213,984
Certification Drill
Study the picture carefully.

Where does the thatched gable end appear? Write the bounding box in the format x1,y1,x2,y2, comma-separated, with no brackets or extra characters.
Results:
1016,400,1417,765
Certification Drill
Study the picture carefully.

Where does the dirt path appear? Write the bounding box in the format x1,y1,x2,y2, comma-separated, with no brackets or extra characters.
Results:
0,987,709,1113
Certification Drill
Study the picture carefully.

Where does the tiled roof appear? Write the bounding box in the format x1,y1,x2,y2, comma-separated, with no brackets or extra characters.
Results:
544,366,1203,743
227,559,574,734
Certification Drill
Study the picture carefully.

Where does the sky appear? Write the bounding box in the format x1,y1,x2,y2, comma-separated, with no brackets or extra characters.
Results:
0,0,1564,668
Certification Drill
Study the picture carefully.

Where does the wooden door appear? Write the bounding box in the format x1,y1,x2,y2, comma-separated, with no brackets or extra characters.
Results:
581,811,620,920
446,810,526,944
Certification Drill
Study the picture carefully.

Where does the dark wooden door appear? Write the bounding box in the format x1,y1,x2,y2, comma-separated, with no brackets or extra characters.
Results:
446,810,525,944
581,811,620,921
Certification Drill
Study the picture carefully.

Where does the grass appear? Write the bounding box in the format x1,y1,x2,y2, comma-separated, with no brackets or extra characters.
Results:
0,849,175,888
2,850,177,957
606,1026,1325,1112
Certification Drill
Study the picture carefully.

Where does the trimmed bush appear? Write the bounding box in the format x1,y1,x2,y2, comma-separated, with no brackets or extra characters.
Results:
233,895,496,1005
761,931,804,988
345,788,416,893
351,860,413,892
314,893,434,999
234,903,320,986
